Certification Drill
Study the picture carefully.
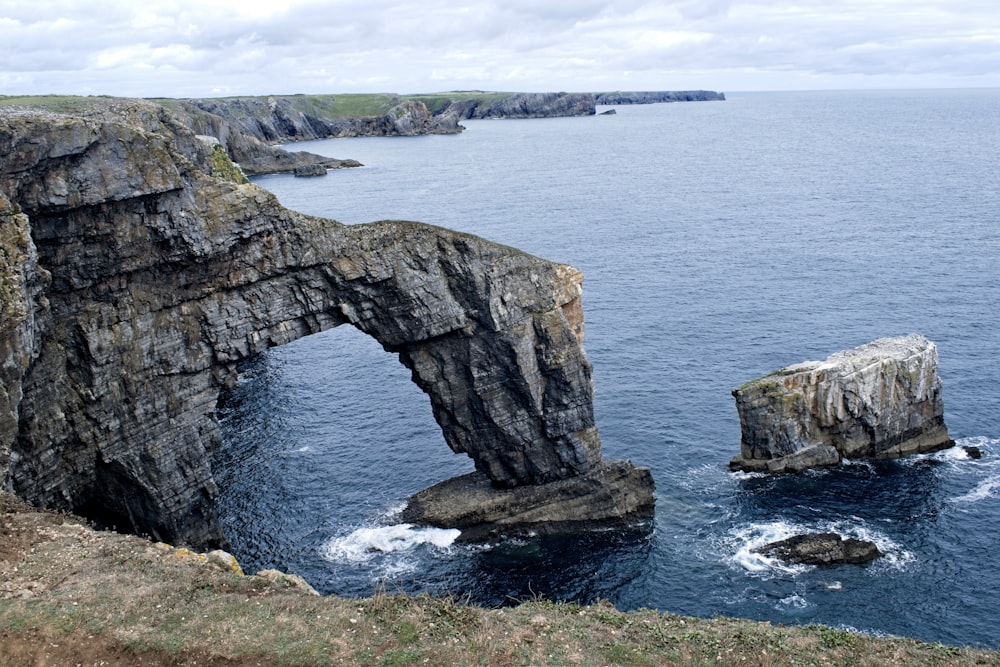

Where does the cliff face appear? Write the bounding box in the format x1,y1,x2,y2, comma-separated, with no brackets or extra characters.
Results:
160,90,726,174
731,334,953,472
441,92,596,120
594,91,726,104
0,100,650,547
167,96,461,174
0,190,49,480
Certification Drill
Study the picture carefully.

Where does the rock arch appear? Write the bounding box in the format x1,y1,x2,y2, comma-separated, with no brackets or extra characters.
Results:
1,101,650,548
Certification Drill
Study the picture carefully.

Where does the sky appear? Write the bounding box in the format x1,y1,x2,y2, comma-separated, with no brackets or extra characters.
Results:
1,0,998,98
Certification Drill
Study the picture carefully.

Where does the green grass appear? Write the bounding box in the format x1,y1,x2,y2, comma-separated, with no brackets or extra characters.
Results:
3,91,532,123
0,94,112,113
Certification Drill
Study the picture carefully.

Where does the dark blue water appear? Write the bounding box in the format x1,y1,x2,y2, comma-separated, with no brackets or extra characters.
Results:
214,90,1000,647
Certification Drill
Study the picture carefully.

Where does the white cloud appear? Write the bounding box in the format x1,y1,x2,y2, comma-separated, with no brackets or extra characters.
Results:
0,0,997,96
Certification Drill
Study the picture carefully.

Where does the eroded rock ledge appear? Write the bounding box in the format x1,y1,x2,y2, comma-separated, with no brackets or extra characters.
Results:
731,334,953,473
0,99,652,548
401,460,655,542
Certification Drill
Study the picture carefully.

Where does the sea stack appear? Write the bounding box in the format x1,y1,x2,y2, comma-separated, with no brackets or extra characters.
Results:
731,334,953,473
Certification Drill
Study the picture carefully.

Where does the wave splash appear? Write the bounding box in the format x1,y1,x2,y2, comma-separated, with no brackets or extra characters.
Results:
726,519,911,576
320,523,462,566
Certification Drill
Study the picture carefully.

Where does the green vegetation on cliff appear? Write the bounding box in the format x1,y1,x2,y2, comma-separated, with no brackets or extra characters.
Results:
207,142,250,185
0,94,119,114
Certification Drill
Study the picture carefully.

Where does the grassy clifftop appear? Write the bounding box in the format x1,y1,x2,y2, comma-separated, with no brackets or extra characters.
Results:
153,91,516,118
0,493,994,666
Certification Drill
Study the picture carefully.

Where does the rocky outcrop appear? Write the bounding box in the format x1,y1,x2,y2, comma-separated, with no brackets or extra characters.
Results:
594,91,726,104
401,459,654,542
441,93,596,120
183,96,462,142
162,90,723,173
293,164,327,177
0,99,652,548
753,533,882,565
166,96,460,174
731,335,953,473
160,100,365,175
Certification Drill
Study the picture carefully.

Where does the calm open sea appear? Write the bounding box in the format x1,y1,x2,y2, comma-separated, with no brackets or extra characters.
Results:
215,90,1000,647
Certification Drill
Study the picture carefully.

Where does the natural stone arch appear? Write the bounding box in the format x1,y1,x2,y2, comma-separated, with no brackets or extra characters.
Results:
199,218,604,490
0,102,646,549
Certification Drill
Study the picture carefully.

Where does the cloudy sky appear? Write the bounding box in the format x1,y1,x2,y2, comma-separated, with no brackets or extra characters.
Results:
2,0,998,98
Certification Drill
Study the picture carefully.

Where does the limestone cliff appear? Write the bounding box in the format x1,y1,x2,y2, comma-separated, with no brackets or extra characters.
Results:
594,91,726,104
163,96,460,173
440,92,596,120
731,334,953,473
0,99,652,547
159,90,725,173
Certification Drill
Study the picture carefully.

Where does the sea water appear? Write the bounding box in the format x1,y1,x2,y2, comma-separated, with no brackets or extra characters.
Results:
213,90,1000,646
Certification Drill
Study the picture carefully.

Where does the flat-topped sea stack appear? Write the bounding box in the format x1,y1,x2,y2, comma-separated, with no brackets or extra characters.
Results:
731,334,954,473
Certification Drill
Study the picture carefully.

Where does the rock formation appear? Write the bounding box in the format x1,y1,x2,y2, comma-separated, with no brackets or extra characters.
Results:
0,99,653,548
163,96,459,174
293,164,328,177
441,92,596,120
401,459,655,542
731,334,953,473
753,533,882,565
594,91,726,105
156,90,724,175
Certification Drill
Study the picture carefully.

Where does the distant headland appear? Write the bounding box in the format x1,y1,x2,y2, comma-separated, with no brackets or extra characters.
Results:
1,90,724,176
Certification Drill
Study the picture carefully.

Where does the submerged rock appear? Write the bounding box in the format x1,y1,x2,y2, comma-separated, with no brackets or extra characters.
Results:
731,334,953,473
753,532,882,565
400,460,654,542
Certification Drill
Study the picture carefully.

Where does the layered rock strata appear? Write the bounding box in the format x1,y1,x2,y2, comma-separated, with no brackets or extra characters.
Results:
731,334,953,473
0,99,652,548
401,460,655,542
165,96,459,173
441,92,596,120
160,90,724,174
594,91,726,104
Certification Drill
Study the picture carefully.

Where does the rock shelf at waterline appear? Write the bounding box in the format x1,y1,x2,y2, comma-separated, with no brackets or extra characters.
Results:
753,532,883,566
731,334,954,473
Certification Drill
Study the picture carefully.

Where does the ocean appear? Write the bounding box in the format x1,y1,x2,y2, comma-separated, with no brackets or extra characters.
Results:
213,89,1000,647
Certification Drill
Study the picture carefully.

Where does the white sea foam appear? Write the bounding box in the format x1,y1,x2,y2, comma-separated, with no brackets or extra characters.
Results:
728,519,912,575
728,521,811,576
320,523,461,565
840,458,875,471
777,593,810,609
950,476,1000,505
